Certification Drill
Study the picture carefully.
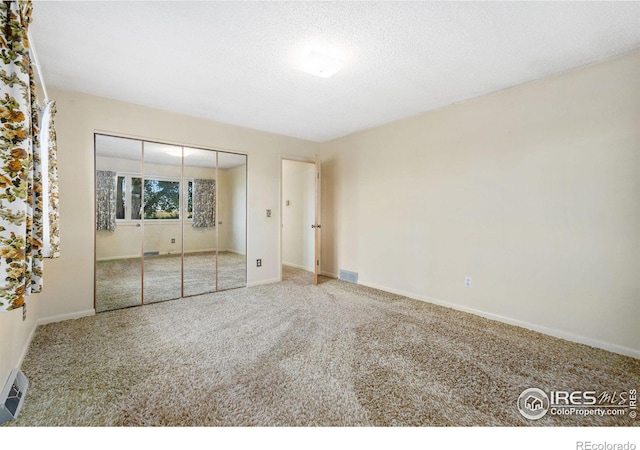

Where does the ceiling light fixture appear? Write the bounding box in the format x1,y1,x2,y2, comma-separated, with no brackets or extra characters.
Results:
299,50,345,78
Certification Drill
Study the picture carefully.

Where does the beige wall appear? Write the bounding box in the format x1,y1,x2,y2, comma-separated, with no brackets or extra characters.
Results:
320,51,640,357
0,89,317,384
282,160,316,271
0,299,41,391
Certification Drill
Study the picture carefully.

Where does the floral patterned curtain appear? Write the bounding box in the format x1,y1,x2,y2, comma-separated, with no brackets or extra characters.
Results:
192,178,216,228
0,0,47,311
96,170,116,232
39,100,59,257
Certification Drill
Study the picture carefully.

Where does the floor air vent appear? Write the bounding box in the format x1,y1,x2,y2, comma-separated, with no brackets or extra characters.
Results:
0,369,29,424
339,270,358,284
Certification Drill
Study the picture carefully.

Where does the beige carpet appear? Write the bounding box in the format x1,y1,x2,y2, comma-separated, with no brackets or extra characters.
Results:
8,267,639,426
96,251,246,312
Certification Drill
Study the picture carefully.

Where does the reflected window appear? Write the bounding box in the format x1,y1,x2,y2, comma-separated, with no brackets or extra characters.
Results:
114,174,191,221
116,176,125,220
187,180,193,219
132,177,142,220
143,179,180,219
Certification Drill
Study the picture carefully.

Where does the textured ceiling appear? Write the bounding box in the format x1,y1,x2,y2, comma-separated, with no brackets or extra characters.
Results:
31,1,640,142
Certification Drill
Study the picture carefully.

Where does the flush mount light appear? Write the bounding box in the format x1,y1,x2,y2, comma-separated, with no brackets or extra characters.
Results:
299,50,345,78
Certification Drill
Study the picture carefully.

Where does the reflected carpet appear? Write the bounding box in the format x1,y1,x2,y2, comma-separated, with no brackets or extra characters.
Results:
96,251,246,312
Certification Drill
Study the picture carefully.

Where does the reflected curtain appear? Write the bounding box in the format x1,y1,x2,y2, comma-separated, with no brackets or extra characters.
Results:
0,0,49,310
192,179,215,228
96,170,116,232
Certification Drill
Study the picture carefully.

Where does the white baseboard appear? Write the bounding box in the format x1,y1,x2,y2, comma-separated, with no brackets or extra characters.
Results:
97,254,140,261
17,320,39,370
247,277,281,288
37,309,95,326
185,248,218,255
358,279,640,360
97,249,236,261
283,262,313,272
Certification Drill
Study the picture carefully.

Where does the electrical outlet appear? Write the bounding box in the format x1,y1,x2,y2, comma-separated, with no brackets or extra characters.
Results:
266,209,272,218
465,276,472,288
22,302,26,321
257,259,262,267
171,238,175,244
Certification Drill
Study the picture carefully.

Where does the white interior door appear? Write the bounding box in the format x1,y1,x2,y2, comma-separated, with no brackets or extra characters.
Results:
314,154,321,285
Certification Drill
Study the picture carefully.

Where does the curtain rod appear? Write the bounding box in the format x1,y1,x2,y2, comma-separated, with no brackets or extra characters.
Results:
27,30,49,103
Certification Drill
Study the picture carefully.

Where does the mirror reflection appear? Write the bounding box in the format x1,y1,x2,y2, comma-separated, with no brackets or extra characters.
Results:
183,147,218,297
94,134,247,312
142,142,183,303
216,151,247,291
95,135,143,312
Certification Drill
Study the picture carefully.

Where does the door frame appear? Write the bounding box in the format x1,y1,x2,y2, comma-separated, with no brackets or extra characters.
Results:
279,156,320,283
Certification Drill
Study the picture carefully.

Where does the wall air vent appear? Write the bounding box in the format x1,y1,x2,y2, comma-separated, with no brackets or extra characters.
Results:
339,270,358,284
0,369,29,425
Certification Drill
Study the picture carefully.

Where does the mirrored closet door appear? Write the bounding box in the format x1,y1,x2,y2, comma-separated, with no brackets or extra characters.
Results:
182,147,218,297
95,134,247,312
142,142,183,303
95,136,143,311
216,152,247,291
